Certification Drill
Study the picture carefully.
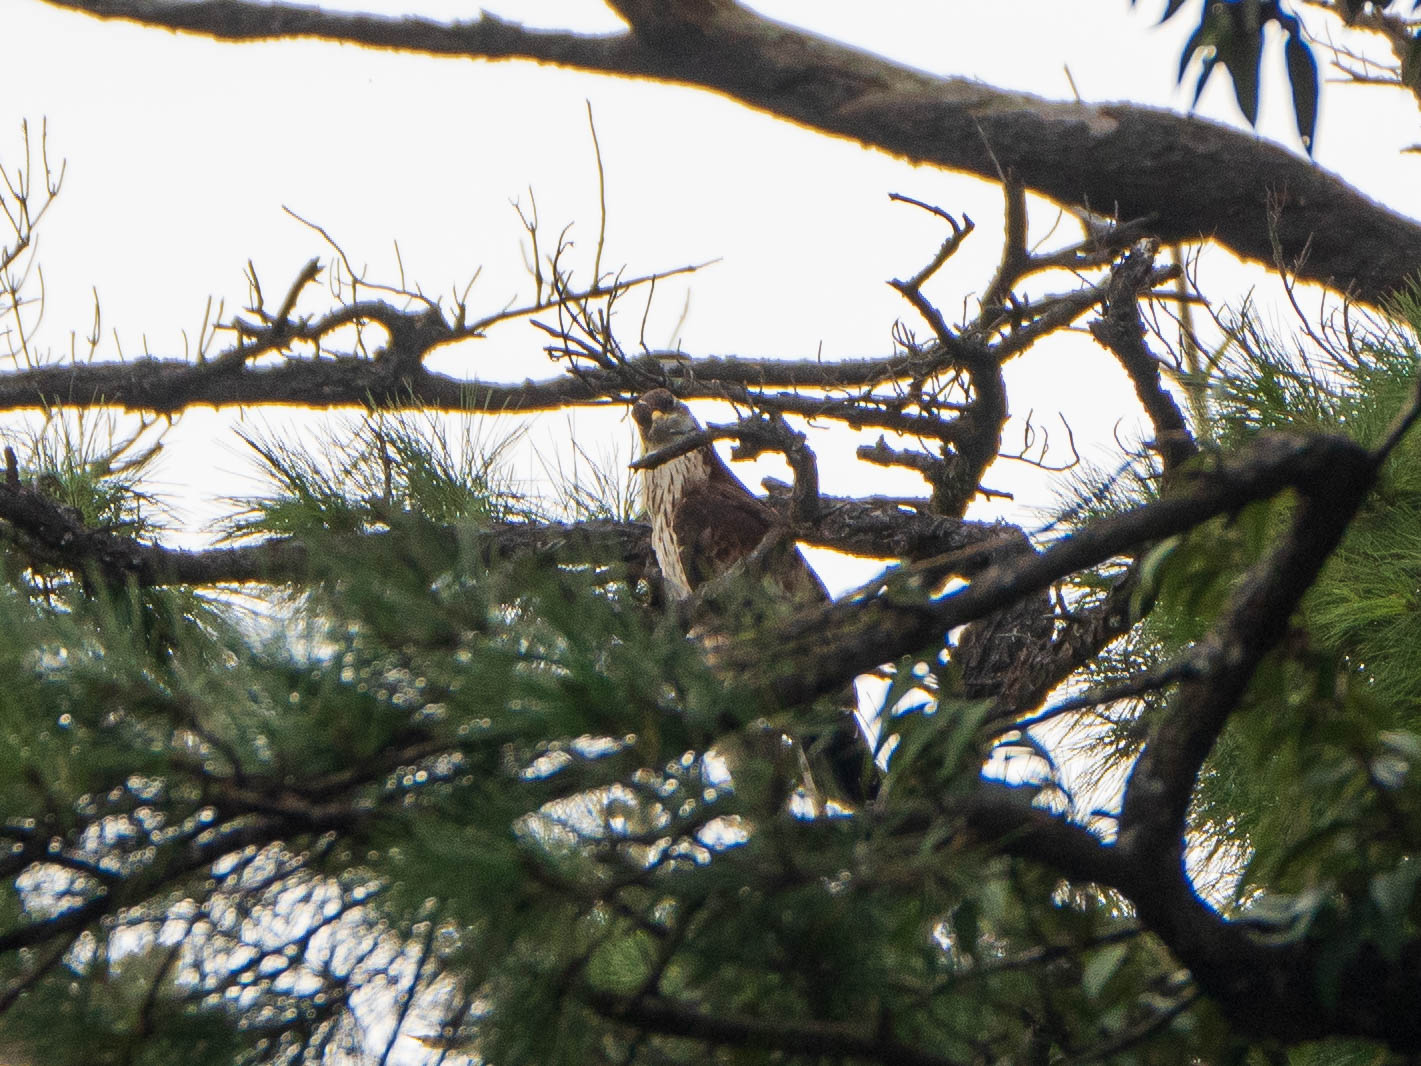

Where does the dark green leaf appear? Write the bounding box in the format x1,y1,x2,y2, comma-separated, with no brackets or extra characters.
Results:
1220,7,1264,125
1284,25,1320,152
1369,859,1421,929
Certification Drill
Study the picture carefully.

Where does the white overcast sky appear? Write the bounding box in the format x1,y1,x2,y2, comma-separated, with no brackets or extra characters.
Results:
3,0,1420,586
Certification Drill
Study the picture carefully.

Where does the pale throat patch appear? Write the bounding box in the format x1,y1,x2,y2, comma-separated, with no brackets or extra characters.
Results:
641,449,710,600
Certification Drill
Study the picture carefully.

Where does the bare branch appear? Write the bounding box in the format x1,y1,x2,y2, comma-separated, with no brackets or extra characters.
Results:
1088,239,1196,473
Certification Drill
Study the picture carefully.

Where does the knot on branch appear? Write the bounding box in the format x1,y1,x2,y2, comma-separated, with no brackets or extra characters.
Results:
376,305,450,381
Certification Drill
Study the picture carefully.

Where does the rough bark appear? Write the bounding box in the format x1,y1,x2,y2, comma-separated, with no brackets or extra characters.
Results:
0,348,977,417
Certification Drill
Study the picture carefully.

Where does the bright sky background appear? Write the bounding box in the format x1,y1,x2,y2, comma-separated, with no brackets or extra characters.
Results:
3,0,1420,589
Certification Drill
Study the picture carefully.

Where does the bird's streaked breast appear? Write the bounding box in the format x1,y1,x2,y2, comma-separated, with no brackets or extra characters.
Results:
642,449,711,600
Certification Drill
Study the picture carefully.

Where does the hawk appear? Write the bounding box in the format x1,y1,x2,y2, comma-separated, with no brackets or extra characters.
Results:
631,388,824,606
631,388,871,803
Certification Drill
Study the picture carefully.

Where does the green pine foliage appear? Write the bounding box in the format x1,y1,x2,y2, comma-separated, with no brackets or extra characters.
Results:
1056,293,1421,992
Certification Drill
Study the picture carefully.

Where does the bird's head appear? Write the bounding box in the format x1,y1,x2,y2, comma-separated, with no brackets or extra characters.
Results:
632,389,700,448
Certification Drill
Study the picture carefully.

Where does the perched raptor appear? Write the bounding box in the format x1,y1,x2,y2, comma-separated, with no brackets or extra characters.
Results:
631,388,823,605
631,388,871,803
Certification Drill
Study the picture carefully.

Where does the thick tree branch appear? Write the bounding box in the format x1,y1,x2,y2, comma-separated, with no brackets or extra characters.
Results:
764,480,1014,561
740,432,1372,709
0,477,1007,587
954,780,1131,888
917,431,1421,1052
993,573,1138,719
38,0,1421,303
0,349,985,417
0,474,653,586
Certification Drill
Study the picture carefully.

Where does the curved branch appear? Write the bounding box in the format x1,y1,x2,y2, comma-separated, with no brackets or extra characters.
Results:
742,432,1372,709
39,0,1421,303
1088,239,1197,473
1118,443,1379,866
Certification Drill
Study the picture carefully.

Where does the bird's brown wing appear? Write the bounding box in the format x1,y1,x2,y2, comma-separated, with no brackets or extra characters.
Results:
671,479,773,591
671,479,826,602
